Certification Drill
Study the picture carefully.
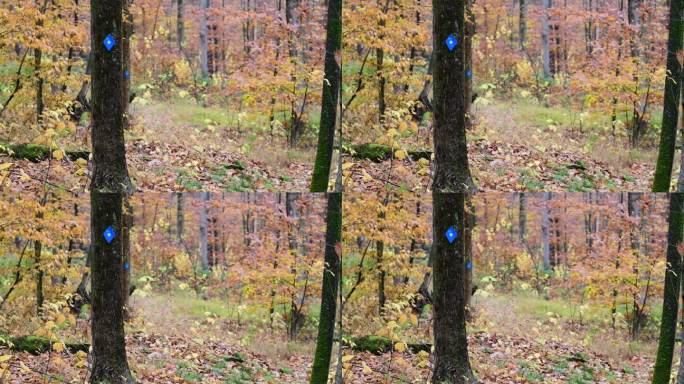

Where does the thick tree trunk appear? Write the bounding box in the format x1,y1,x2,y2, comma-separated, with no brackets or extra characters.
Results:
90,0,133,381
432,193,475,384
199,192,210,270
653,0,684,192
310,0,341,192
199,0,209,77
652,193,684,384
432,0,474,193
309,192,341,384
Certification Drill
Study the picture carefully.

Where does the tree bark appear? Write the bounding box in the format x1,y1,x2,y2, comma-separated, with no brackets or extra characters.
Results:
176,192,184,242
199,0,209,77
518,193,527,241
542,0,552,78
519,0,526,49
652,193,684,384
177,0,184,50
432,0,474,193
199,192,210,270
309,192,342,384
310,0,341,192
432,193,475,384
542,192,552,270
653,0,684,192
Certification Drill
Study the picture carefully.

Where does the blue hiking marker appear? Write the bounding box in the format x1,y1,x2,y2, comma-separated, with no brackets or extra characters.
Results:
466,260,472,270
123,261,130,270
466,69,472,78
103,34,116,52
445,34,458,52
445,226,458,244
124,69,130,79
103,226,116,244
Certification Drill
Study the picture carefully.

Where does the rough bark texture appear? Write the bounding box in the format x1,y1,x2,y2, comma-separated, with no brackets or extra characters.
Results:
542,192,552,269
653,0,684,192
309,192,341,384
90,192,134,384
310,0,341,192
91,0,130,193
432,193,475,384
432,0,474,193
89,0,133,380
519,0,526,48
652,193,683,384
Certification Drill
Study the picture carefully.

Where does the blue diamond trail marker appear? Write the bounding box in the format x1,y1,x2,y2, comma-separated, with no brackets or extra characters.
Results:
124,261,130,270
103,34,116,52
124,69,130,79
103,226,116,244
445,34,458,52
466,260,473,270
445,226,458,244
466,69,472,78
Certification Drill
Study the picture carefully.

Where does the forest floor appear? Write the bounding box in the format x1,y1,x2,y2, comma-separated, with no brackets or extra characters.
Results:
0,98,316,194
344,98,656,192
0,290,657,383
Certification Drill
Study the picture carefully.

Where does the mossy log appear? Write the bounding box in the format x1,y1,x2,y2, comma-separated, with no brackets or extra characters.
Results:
344,143,432,162
345,335,431,355
0,335,89,355
0,141,89,163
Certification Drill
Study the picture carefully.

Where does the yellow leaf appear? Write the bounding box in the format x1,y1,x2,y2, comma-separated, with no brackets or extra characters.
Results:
361,169,373,182
55,313,66,324
341,354,354,363
76,158,88,166
53,342,65,353
342,162,354,170
0,355,12,363
53,149,64,160
395,149,408,160
362,362,373,374
394,341,407,353
0,163,12,171
76,350,88,360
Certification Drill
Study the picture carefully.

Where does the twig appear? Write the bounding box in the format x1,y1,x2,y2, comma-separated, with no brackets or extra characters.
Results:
0,49,30,117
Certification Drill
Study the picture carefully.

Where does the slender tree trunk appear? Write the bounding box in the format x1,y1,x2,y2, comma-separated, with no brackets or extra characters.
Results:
542,192,552,270
519,0,526,49
432,0,474,193
519,193,527,241
309,192,342,384
542,0,552,78
653,0,684,192
199,0,209,77
177,0,184,50
432,193,475,384
176,192,184,242
463,195,474,316
199,192,210,270
377,239,386,313
652,193,684,384
310,0,341,192
35,239,44,316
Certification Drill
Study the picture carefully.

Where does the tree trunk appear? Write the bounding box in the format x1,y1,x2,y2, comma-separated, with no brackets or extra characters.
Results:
519,0,526,49
177,0,184,50
199,192,210,270
518,193,527,241
432,0,474,193
463,195,474,316
377,239,386,313
90,0,133,380
35,240,44,316
541,0,552,78
432,193,475,384
309,192,342,384
176,192,184,242
652,193,684,384
199,0,209,77
653,0,684,192
310,0,341,192
542,192,552,270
